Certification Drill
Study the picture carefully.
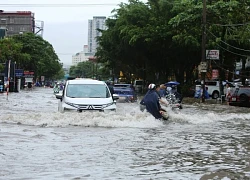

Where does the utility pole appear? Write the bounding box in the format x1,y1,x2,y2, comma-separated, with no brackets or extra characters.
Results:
201,0,207,102
6,60,11,100
13,61,16,92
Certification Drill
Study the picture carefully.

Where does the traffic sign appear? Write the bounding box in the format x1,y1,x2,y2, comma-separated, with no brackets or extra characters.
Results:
200,62,207,69
15,69,24,77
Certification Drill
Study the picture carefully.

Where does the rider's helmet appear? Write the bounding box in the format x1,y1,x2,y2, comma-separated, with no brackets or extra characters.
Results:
148,83,156,90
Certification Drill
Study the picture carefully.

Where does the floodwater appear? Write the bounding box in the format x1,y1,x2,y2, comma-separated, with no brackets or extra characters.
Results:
0,88,250,180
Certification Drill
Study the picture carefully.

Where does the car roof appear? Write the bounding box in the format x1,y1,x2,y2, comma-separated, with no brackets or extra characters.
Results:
114,84,131,86
67,79,105,85
115,88,133,91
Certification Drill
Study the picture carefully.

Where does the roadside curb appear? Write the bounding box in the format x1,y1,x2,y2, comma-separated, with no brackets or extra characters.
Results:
182,97,227,105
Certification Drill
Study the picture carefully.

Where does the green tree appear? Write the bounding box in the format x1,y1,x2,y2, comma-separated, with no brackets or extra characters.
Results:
69,61,100,79
0,63,4,72
96,0,250,86
12,33,62,79
53,67,65,80
96,0,152,82
0,37,30,66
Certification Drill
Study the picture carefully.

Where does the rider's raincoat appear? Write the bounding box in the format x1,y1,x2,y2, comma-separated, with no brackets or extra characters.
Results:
140,90,162,119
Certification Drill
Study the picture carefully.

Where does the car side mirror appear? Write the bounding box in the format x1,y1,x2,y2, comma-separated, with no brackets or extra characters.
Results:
113,94,119,100
55,93,62,100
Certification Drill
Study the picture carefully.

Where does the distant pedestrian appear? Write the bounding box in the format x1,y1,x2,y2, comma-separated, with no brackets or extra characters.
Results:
226,83,232,104
204,87,209,99
194,86,202,98
159,84,167,97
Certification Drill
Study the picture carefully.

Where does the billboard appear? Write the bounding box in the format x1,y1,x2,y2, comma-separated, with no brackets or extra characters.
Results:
212,69,219,79
206,50,219,60
23,71,34,78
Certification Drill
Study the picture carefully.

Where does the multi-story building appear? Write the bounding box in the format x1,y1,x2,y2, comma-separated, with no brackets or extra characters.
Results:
88,16,106,55
0,10,35,36
72,45,93,65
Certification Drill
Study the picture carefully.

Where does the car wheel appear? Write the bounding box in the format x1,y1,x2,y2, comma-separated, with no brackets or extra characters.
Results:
239,94,248,103
212,91,219,99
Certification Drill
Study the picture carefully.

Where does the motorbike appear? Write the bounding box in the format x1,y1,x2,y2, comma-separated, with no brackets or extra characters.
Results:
164,92,183,110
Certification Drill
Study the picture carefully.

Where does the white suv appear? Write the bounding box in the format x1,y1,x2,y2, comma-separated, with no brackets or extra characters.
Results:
205,81,221,99
196,80,226,99
56,79,119,112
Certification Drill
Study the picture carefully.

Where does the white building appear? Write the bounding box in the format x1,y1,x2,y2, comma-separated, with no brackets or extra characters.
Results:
88,16,106,55
72,45,92,65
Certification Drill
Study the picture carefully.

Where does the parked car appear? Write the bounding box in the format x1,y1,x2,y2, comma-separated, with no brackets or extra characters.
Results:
229,86,250,107
205,80,222,99
133,80,143,93
195,80,235,99
113,84,137,102
55,79,119,112
114,83,134,89
114,87,137,102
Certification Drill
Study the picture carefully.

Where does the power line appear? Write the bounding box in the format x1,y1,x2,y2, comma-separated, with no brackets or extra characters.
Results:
209,22,250,27
207,29,250,53
211,59,250,76
0,4,119,7
215,43,248,57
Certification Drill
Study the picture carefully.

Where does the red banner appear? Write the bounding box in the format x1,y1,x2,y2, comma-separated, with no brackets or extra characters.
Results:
212,69,219,79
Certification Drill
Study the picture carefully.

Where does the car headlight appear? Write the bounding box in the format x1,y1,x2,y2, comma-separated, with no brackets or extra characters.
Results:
65,101,78,108
102,102,114,108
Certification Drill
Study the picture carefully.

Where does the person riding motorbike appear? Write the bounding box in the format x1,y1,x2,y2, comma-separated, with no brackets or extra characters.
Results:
53,83,60,93
140,83,168,120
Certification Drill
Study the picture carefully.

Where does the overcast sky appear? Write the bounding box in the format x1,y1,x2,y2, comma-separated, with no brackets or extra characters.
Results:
2,0,146,66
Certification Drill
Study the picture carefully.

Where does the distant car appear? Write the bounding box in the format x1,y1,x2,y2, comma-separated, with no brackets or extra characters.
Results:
114,84,134,89
133,80,143,93
229,86,250,107
114,88,137,102
56,79,119,112
113,84,137,102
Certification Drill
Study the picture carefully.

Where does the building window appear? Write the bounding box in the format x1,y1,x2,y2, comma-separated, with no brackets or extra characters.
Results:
20,27,26,31
0,18,7,24
9,27,14,31
9,18,15,23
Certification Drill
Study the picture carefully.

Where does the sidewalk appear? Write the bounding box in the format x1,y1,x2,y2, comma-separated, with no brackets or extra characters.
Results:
182,97,227,105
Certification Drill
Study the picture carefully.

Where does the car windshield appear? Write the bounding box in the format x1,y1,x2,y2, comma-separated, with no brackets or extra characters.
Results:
135,81,143,85
66,84,111,98
114,84,131,88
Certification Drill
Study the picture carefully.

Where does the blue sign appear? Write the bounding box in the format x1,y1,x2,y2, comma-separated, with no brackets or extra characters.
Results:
15,69,24,77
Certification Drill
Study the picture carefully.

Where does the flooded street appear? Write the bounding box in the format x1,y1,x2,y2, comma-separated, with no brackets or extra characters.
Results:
0,88,250,180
